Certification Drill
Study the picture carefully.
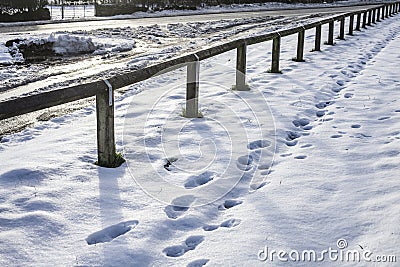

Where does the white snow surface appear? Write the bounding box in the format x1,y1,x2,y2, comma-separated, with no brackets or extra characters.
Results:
1,13,400,267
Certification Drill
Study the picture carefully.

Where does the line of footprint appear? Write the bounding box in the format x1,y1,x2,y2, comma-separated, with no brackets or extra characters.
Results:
280,20,400,160
162,138,275,266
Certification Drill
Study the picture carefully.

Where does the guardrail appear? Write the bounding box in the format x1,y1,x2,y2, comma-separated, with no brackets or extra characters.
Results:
1,2,399,167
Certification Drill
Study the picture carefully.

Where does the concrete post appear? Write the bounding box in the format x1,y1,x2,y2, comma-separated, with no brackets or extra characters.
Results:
326,20,334,45
348,14,354,35
235,44,249,91
294,28,305,62
367,10,372,26
186,61,200,118
314,24,322,51
96,82,117,168
382,6,385,20
362,11,367,28
338,17,345,39
356,13,361,31
372,9,376,24
270,35,281,73
377,7,381,22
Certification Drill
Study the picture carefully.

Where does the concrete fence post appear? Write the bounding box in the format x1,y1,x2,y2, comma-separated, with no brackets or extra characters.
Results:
348,14,354,35
367,10,372,26
382,6,385,20
186,60,200,118
326,20,334,45
377,7,381,22
356,13,361,30
314,24,322,51
338,17,345,39
386,5,389,18
96,81,117,168
294,28,305,62
234,43,249,91
362,11,367,28
270,35,281,73
372,9,376,24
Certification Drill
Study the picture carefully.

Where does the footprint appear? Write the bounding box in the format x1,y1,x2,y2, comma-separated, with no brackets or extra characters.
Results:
257,163,271,170
247,139,271,150
203,224,219,231
331,134,343,138
285,140,298,147
315,101,334,109
236,155,253,171
86,220,138,245
218,199,243,210
303,125,313,130
292,118,310,127
163,236,204,257
250,181,269,190
395,109,400,113
316,110,326,117
294,155,307,159
220,218,241,228
203,218,241,232
336,80,345,86
344,93,354,98
378,116,390,121
300,144,312,148
280,153,293,157
185,236,205,250
184,171,216,189
165,195,195,219
351,124,361,128
164,245,186,257
187,259,210,267
287,131,301,140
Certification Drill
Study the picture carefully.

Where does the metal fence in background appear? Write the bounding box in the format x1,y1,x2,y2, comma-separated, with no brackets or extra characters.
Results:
47,5,95,20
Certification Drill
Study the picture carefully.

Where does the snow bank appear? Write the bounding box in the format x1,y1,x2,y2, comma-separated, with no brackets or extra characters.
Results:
48,34,96,55
2,34,105,64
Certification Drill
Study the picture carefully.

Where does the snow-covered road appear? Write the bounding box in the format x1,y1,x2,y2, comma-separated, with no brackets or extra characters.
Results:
0,6,399,267
0,4,380,35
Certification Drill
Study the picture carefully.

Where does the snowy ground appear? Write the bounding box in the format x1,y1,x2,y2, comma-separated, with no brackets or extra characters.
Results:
0,7,399,267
